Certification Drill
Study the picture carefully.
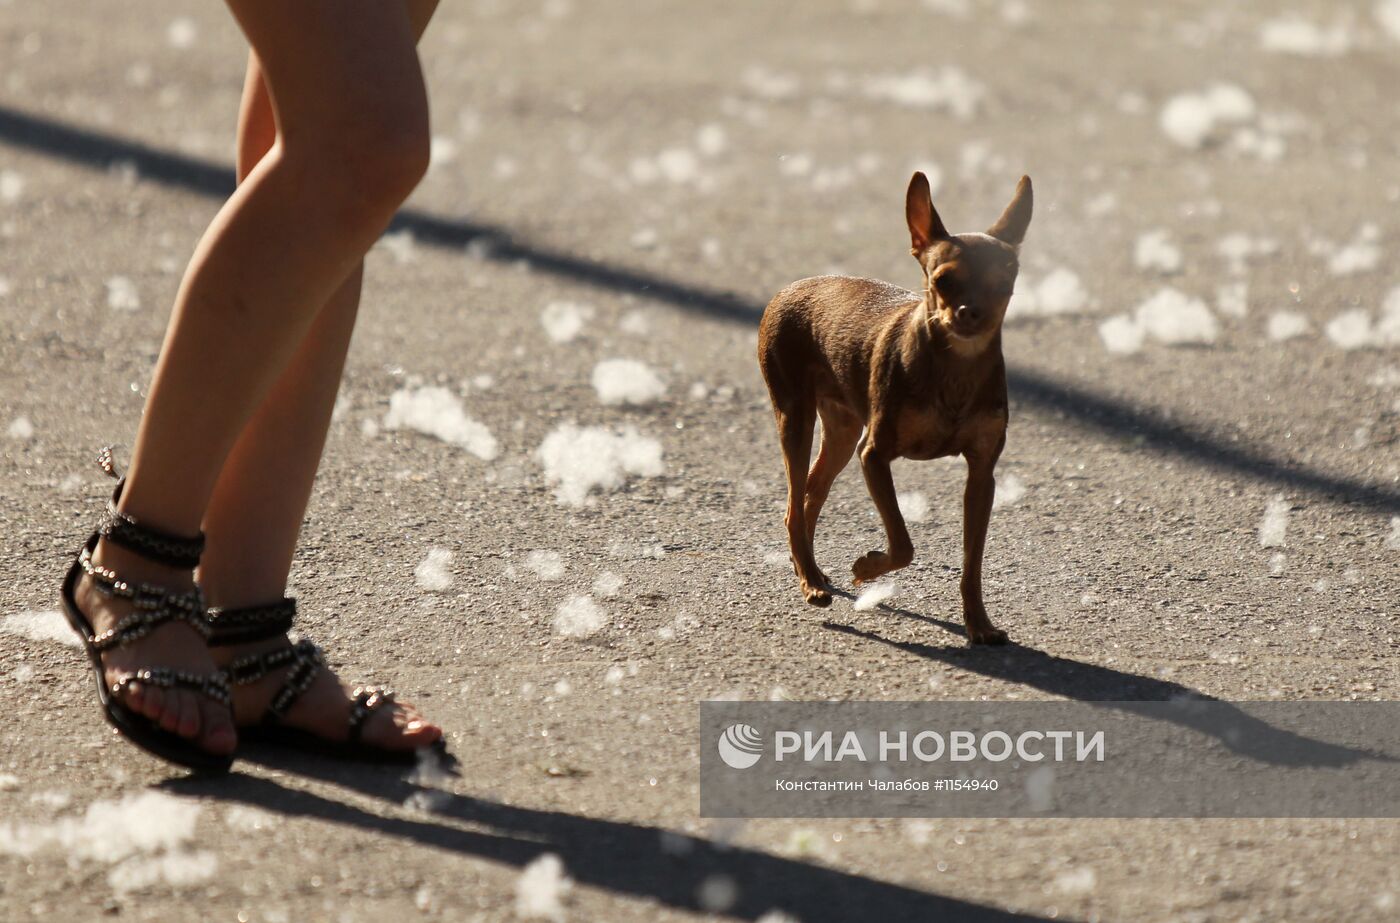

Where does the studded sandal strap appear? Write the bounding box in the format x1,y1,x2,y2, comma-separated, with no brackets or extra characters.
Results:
223,639,325,724
224,638,321,686
95,447,206,570
347,686,396,744
266,657,322,722
207,598,297,647
97,445,121,480
78,544,211,651
110,668,232,708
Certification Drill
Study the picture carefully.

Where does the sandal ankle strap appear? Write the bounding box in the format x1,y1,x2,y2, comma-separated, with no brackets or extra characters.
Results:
207,598,297,647
95,447,206,570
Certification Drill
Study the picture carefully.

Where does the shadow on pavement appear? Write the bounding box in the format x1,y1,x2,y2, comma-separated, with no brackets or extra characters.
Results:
822,617,1380,768
3,105,1397,515
166,767,1052,923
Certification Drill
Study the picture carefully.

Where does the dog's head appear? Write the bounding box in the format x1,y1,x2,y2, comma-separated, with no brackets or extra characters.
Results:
906,172,1033,350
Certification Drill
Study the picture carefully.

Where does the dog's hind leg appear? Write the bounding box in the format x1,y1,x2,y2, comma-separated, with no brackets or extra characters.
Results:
775,399,831,607
804,404,863,569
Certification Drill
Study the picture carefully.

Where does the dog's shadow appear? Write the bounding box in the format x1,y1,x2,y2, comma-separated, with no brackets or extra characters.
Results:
821,605,1384,768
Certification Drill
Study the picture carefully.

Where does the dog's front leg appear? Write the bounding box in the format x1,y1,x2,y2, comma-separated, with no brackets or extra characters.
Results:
853,437,914,584
960,450,1009,645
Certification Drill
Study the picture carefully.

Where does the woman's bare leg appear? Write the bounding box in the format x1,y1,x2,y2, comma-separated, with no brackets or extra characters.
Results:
78,0,431,755
200,53,365,610
200,4,443,751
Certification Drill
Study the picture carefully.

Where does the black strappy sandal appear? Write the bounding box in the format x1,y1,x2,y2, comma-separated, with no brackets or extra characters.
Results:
59,448,235,774
209,598,432,764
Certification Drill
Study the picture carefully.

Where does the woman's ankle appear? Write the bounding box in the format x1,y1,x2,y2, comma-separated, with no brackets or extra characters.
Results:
199,584,289,612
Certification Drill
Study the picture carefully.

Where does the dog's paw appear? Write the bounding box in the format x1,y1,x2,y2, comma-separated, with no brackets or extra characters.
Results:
851,551,890,585
966,625,1009,646
803,585,833,608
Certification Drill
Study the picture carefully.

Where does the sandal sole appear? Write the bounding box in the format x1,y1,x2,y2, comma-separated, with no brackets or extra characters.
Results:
238,723,446,765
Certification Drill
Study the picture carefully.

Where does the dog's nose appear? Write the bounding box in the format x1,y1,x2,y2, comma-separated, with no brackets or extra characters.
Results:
955,304,981,325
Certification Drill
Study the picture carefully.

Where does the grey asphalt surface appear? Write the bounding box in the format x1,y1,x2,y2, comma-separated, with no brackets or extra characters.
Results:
2,1,1399,920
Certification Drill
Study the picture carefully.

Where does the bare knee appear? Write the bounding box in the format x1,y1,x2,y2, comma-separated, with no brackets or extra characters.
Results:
353,115,431,203
336,123,430,217
287,105,429,225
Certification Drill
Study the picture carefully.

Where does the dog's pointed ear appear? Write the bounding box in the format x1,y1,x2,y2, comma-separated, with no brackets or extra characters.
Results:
987,175,1033,247
906,171,949,254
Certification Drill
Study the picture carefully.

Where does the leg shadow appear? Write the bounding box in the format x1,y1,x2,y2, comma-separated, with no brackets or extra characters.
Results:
165,766,1052,923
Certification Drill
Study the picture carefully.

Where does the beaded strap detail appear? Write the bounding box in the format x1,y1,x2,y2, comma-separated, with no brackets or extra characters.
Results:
77,448,230,717
215,606,399,738
225,639,325,722
207,598,297,647
225,638,322,686
95,447,206,569
78,545,210,651
348,686,396,743
97,445,120,479
111,668,232,708
268,657,322,721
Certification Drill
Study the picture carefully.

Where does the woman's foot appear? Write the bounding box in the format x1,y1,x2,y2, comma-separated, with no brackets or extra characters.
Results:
211,633,442,751
75,541,237,756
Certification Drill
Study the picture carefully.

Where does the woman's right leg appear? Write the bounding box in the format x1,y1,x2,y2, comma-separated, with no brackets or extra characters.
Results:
197,52,367,612
78,0,431,755
201,10,442,752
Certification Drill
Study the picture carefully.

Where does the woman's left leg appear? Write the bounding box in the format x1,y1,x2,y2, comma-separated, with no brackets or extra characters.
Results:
201,0,443,751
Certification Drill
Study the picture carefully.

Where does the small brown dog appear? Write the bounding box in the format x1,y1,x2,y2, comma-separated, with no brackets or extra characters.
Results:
758,171,1032,644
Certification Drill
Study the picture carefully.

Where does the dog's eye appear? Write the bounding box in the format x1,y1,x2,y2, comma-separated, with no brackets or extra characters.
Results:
934,275,962,301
